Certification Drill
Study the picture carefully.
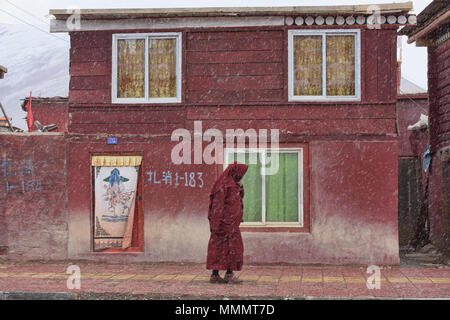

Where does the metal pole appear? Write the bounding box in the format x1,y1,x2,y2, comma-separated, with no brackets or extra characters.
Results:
0,102,14,132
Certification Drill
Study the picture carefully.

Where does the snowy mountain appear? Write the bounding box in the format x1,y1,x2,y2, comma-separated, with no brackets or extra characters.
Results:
0,23,69,130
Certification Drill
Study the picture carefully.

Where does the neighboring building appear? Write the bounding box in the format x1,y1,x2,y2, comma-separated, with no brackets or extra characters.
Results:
21,97,68,132
0,117,20,132
2,3,415,265
400,0,449,261
396,85,429,248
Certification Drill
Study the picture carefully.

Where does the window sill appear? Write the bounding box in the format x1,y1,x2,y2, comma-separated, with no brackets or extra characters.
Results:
94,248,143,253
288,96,361,102
111,99,182,104
240,225,310,233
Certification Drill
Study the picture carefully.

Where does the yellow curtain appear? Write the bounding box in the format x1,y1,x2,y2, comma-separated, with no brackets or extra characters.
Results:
293,36,322,96
92,155,142,167
117,39,145,98
326,35,355,96
149,38,177,98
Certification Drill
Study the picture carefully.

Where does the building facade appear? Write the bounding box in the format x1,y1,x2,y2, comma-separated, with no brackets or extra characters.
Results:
2,3,415,265
401,0,449,261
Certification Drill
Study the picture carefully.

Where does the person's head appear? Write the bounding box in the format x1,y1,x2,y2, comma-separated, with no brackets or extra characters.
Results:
227,162,248,183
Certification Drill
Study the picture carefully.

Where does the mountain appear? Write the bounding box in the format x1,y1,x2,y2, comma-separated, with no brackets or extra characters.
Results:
0,23,69,130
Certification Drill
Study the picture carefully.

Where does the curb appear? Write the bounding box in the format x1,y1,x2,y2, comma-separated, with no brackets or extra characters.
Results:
2,291,448,300
0,291,78,300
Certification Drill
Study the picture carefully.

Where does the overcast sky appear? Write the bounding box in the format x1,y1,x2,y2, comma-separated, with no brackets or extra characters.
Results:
0,0,433,90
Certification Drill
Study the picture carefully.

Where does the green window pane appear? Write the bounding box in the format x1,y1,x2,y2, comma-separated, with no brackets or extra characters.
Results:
265,153,299,222
232,152,262,222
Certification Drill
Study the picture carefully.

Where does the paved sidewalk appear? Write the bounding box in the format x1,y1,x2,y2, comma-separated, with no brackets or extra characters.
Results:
0,261,449,299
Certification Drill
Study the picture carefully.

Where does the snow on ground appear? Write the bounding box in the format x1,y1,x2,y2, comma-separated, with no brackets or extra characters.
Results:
0,23,69,130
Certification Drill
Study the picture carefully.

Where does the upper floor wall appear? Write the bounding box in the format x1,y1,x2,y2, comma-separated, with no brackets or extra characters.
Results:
53,5,415,136
68,26,399,107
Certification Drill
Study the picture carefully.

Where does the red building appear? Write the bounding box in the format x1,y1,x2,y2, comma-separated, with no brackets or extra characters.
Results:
1,3,416,265
21,97,68,132
401,0,449,262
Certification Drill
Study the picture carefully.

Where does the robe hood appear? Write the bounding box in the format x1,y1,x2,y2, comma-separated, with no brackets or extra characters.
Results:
210,162,248,195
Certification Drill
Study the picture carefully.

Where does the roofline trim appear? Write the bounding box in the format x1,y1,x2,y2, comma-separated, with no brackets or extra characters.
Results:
49,2,413,20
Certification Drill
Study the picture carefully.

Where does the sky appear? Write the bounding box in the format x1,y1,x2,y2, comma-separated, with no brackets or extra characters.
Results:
0,0,432,87
0,0,433,129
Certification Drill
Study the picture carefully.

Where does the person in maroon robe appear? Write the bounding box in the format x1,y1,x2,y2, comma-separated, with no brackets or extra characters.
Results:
207,161,248,284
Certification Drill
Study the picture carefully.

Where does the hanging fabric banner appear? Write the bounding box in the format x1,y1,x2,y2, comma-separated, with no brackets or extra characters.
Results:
92,158,141,251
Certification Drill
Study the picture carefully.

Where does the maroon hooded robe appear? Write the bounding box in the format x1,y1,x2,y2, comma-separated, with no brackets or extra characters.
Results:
206,162,248,271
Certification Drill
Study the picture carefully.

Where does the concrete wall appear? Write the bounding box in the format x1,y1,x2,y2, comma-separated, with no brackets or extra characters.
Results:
0,133,68,260
0,132,399,265
65,134,399,265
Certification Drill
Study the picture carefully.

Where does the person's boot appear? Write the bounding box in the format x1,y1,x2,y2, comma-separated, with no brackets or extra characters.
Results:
210,274,227,284
224,272,242,284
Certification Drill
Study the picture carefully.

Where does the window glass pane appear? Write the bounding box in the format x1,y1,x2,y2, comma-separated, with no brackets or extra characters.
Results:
265,153,299,222
232,152,262,223
117,39,145,98
293,36,322,96
326,35,355,96
149,38,177,98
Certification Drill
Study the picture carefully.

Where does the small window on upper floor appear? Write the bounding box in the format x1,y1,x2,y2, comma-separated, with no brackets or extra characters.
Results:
112,33,182,104
288,30,361,101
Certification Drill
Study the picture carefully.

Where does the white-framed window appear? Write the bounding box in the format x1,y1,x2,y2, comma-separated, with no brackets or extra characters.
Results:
224,148,304,227
112,33,182,104
288,29,361,101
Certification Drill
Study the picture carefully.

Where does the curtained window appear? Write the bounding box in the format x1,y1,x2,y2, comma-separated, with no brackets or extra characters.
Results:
225,148,303,226
289,30,360,101
113,33,181,103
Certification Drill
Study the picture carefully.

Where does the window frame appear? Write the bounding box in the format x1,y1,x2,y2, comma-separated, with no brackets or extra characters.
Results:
111,32,182,104
288,29,361,102
224,147,304,228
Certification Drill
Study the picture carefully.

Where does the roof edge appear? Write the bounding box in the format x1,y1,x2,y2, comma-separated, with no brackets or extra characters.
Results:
49,2,413,19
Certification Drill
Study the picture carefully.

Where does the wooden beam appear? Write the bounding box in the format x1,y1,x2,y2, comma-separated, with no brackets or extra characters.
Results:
407,10,450,44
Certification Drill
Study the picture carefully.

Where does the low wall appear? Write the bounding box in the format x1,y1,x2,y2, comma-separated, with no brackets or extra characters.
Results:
0,133,68,260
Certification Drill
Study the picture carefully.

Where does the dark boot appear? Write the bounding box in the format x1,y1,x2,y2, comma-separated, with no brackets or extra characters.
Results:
210,274,227,284
224,272,242,284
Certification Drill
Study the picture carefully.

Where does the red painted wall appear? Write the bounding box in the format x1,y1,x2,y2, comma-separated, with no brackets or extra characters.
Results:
66,27,398,136
427,38,450,255
0,133,67,260
4,25,401,265
63,26,400,265
428,39,450,153
65,135,399,265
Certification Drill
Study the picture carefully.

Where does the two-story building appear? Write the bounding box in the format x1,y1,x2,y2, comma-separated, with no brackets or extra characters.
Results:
34,3,416,265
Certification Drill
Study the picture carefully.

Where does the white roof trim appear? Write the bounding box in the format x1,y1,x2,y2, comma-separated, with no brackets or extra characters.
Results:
50,16,286,33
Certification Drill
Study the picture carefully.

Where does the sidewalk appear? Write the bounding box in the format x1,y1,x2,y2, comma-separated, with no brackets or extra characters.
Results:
0,260,449,299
